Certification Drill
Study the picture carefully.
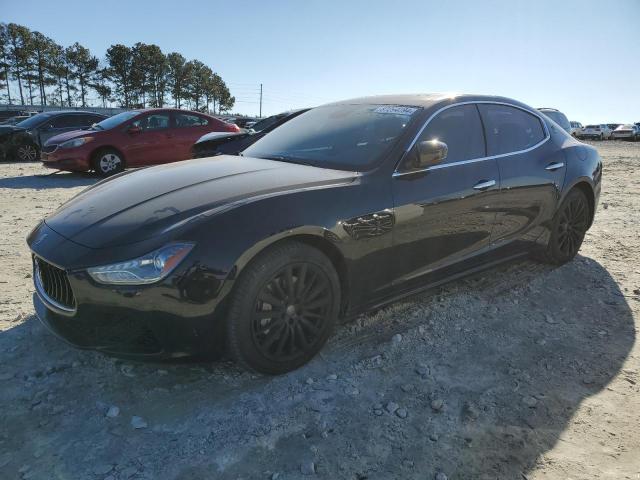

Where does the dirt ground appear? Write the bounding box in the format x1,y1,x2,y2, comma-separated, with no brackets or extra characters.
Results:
0,141,638,480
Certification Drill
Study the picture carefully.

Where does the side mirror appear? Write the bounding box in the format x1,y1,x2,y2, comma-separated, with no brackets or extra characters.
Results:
406,140,448,171
127,125,142,134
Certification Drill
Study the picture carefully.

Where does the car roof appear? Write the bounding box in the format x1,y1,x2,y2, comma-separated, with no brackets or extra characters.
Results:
39,110,107,116
325,93,537,112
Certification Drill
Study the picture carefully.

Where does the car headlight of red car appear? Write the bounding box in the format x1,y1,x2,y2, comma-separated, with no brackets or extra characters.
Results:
59,137,94,149
87,243,195,285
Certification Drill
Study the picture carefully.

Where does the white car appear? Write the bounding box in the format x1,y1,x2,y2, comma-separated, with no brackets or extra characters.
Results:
570,121,583,137
611,124,640,141
578,124,612,140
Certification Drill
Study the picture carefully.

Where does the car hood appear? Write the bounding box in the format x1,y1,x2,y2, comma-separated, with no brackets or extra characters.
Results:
195,131,248,144
44,155,358,249
0,125,25,136
46,129,95,145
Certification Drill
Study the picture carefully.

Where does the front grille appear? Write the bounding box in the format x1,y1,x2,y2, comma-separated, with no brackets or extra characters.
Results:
34,256,76,311
42,144,58,154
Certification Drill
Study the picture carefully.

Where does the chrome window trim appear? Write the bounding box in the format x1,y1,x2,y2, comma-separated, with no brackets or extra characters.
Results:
393,100,550,177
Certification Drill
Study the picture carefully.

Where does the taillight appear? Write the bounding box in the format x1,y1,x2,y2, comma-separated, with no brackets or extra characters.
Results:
227,123,240,132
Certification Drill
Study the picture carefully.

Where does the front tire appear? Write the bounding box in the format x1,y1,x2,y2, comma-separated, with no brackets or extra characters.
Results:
540,189,590,265
92,148,124,177
226,241,341,374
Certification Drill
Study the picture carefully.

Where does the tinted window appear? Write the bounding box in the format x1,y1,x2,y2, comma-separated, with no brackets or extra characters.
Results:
50,114,86,128
244,104,419,171
417,104,485,163
132,113,170,131
479,104,545,156
175,112,209,127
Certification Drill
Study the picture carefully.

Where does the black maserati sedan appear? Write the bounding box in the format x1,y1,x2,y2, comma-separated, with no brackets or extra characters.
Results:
191,108,309,158
27,94,602,374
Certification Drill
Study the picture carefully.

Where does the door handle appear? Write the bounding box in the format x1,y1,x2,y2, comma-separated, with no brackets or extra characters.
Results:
473,179,496,190
545,162,565,171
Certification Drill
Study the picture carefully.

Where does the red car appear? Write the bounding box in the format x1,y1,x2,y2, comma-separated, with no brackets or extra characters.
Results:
41,109,240,176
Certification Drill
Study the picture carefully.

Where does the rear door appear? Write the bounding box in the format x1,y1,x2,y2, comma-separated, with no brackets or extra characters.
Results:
478,103,566,244
391,103,500,289
121,112,175,166
171,112,215,160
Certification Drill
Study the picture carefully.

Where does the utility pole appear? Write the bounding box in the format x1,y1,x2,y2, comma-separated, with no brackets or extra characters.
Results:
259,83,263,118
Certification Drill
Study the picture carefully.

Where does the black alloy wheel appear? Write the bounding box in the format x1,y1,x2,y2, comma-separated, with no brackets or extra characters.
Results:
16,142,39,162
543,188,590,264
226,241,340,374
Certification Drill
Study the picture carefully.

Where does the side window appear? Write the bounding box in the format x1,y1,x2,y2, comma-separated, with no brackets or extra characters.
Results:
479,104,546,156
131,113,170,131
50,115,82,128
417,104,485,163
174,113,209,128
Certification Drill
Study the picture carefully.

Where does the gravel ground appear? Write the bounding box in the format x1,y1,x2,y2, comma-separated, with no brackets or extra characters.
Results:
1,141,639,480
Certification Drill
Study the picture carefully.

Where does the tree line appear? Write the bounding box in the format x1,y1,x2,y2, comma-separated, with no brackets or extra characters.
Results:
0,23,235,113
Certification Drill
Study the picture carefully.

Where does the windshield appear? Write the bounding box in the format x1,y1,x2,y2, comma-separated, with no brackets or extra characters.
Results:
91,111,139,130
16,113,52,129
243,104,420,170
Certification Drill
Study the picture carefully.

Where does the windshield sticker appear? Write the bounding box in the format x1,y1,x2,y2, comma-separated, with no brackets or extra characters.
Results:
373,106,418,115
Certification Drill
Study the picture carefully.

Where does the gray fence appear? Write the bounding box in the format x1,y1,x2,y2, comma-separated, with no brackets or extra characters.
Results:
0,104,127,117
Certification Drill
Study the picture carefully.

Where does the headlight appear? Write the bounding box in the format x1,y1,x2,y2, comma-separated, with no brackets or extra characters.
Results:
87,243,194,285
59,137,94,149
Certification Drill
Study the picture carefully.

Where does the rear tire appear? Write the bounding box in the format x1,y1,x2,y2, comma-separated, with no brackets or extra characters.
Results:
92,148,124,177
225,241,340,375
14,142,40,162
539,189,590,265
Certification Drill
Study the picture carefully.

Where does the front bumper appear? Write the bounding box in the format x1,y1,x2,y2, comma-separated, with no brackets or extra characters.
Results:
28,224,228,359
41,148,91,171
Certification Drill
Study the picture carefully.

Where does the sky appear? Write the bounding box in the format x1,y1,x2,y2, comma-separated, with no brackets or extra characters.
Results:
2,0,639,123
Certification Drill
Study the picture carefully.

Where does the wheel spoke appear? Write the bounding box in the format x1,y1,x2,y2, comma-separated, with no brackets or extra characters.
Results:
262,322,287,350
299,316,322,336
255,308,283,319
259,288,285,307
256,317,285,335
274,326,290,356
295,264,307,299
284,266,295,299
295,321,310,350
270,278,287,301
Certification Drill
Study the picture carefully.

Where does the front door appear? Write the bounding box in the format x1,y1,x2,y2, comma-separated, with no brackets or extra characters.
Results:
391,104,500,290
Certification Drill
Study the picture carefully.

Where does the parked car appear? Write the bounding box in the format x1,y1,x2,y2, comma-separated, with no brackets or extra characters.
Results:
41,108,240,176
569,121,583,137
27,93,601,374
192,109,310,158
578,124,612,140
607,124,621,136
0,111,107,162
537,108,571,133
611,124,640,140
